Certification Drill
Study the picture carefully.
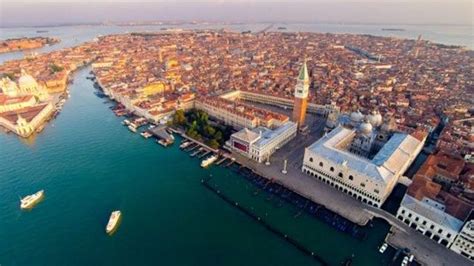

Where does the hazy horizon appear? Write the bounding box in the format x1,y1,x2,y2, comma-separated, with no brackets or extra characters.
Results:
0,1,472,28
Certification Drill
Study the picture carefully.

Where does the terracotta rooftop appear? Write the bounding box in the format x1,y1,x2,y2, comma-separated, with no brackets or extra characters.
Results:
0,103,50,125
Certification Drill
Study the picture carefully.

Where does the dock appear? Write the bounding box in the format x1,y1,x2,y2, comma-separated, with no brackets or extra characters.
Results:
190,148,202,157
198,150,211,158
185,144,198,152
149,125,174,145
216,157,227,166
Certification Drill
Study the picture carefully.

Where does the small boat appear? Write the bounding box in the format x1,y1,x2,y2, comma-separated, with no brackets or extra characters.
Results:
180,142,191,149
140,131,152,139
128,125,137,133
379,243,388,253
401,256,409,266
201,155,218,168
20,190,44,209
106,210,121,234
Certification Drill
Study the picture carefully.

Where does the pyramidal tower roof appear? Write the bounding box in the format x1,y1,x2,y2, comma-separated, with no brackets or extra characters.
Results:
298,60,309,81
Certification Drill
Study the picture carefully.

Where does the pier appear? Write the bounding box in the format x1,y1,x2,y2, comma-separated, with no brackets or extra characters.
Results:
198,150,211,158
215,157,227,166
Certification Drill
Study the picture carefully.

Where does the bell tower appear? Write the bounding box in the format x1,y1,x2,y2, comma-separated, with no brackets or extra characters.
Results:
292,61,310,127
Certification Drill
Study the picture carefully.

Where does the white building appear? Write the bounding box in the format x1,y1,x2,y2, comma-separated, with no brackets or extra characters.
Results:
396,194,463,247
302,125,424,207
227,121,297,163
450,219,474,260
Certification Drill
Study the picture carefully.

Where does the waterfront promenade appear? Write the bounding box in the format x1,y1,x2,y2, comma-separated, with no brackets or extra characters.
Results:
230,127,472,266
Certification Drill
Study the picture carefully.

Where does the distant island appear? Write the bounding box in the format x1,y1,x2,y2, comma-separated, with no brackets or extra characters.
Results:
381,28,405,32
0,37,60,54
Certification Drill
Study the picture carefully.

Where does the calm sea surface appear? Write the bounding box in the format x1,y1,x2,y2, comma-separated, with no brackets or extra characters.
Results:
0,22,464,265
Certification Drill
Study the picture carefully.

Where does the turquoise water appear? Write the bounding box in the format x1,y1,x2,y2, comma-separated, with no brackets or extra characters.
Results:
0,67,396,265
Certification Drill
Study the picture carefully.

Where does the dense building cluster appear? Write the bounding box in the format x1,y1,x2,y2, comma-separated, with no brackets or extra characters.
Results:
397,151,473,259
0,29,472,262
0,37,60,54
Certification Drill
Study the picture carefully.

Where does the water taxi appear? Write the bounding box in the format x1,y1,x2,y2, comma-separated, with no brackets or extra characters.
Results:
106,210,121,234
201,155,218,168
379,243,388,253
20,190,44,209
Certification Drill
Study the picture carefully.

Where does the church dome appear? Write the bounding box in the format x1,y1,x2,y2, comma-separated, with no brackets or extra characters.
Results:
367,110,383,127
18,69,38,90
359,121,373,135
350,110,364,123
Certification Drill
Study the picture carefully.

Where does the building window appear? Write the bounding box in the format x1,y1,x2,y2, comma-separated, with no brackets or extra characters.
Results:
319,162,323,167
309,157,313,162
338,172,343,178
349,175,353,180
430,225,434,230
422,221,427,226
438,229,443,234
447,233,451,238
415,217,419,222
330,167,334,172
360,183,365,187
374,189,379,194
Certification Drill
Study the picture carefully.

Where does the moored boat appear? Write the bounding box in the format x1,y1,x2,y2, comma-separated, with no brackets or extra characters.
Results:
379,243,388,253
201,155,218,168
20,190,44,209
106,210,122,234
128,125,137,133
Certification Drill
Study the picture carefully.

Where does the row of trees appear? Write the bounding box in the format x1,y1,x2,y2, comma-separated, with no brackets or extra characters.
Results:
170,109,231,149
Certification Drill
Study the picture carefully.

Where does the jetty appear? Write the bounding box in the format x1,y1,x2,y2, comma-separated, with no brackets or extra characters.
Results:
150,125,174,146
198,150,211,158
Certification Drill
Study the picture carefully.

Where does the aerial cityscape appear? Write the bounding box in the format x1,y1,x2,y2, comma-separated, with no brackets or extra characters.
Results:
0,1,472,266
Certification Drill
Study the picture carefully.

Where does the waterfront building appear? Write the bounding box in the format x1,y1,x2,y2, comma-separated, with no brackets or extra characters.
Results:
227,121,297,163
302,122,424,207
0,95,37,112
396,152,474,249
292,61,310,128
0,103,54,137
450,218,474,260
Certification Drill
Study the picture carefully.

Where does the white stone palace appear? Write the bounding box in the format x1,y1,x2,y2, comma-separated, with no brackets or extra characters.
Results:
302,114,425,207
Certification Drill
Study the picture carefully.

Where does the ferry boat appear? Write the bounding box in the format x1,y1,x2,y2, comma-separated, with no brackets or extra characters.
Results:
106,210,121,234
378,243,388,253
20,190,44,209
201,155,218,168
128,125,137,133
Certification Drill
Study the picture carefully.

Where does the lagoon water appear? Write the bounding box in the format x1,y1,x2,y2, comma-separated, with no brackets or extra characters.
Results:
0,22,466,265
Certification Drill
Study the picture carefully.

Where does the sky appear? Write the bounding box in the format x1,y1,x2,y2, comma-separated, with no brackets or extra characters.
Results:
0,1,472,27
